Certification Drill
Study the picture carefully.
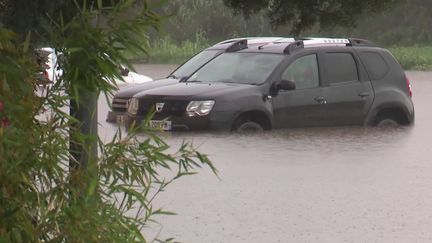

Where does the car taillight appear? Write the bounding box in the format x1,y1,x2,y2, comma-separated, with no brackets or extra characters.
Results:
43,70,49,79
405,75,412,98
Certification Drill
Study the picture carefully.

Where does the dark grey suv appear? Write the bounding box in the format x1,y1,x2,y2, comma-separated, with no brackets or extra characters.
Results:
107,37,285,123
125,38,414,131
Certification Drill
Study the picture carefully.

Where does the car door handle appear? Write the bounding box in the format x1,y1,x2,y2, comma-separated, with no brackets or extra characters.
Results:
358,92,370,98
314,96,327,104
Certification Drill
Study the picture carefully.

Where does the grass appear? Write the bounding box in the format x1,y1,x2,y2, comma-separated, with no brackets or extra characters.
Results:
130,38,432,71
129,35,209,64
389,46,432,71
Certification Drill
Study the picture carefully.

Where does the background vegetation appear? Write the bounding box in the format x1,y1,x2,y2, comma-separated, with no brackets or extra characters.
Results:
0,1,214,242
139,0,432,70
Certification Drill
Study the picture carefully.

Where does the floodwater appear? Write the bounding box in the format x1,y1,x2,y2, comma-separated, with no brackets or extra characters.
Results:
98,66,432,243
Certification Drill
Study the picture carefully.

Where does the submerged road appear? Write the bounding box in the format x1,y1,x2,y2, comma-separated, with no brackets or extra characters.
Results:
98,67,432,243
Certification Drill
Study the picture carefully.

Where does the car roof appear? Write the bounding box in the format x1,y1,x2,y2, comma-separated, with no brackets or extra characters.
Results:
206,37,294,51
207,37,377,54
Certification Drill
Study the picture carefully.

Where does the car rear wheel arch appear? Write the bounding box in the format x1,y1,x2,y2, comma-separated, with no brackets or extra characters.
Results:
373,107,410,126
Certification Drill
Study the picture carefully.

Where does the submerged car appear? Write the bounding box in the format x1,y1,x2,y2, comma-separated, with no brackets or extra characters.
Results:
125,38,414,131
107,37,289,123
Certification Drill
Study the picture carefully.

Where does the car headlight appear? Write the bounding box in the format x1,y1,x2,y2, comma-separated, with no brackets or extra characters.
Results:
127,98,139,115
186,100,215,116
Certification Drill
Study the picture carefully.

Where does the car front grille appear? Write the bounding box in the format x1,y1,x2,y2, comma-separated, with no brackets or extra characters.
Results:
139,98,189,118
112,97,129,112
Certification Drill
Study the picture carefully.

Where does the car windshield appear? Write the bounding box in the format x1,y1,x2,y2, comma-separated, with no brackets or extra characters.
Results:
187,52,284,85
170,50,220,79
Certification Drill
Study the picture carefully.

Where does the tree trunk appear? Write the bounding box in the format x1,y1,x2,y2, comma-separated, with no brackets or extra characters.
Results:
69,90,98,196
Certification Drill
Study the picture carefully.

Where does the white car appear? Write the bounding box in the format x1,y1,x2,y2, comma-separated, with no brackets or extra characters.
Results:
40,48,152,88
116,66,152,87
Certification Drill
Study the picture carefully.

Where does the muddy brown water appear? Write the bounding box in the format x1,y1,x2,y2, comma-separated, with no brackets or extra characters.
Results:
98,66,432,243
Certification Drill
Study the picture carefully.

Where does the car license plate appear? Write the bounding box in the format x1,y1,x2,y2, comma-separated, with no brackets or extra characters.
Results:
116,115,125,124
149,120,172,131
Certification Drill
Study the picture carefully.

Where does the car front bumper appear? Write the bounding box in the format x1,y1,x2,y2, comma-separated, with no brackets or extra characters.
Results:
125,111,234,131
106,111,126,123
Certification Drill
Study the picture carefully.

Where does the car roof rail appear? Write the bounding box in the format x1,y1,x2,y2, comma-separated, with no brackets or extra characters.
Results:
348,38,376,46
273,38,296,43
283,40,304,54
283,37,377,54
216,37,285,45
284,38,350,54
293,37,375,47
226,39,248,52
303,38,351,47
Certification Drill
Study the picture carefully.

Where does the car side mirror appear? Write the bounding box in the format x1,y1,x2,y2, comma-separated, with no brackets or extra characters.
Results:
271,80,296,95
121,67,130,76
277,80,296,91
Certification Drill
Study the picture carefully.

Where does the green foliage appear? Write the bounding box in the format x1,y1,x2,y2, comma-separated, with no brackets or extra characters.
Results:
139,0,432,70
0,28,41,241
0,1,215,242
222,0,397,34
307,0,432,46
53,2,160,96
390,46,432,71
144,0,430,49
131,33,210,64
159,0,271,43
0,0,127,44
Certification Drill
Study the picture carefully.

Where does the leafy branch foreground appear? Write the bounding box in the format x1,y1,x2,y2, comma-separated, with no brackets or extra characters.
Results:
2,104,214,242
0,1,215,242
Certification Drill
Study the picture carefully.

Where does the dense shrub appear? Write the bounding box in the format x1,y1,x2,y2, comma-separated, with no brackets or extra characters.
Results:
0,2,215,242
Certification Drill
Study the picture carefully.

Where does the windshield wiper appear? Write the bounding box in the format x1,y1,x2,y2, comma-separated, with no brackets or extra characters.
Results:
182,80,202,83
219,80,238,84
219,80,259,85
168,74,178,79
178,76,190,82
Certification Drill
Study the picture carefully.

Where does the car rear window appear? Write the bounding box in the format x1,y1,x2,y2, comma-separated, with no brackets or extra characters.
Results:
324,53,359,84
360,52,389,80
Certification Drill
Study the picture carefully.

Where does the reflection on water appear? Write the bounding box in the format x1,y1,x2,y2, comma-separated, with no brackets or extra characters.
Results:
147,125,413,162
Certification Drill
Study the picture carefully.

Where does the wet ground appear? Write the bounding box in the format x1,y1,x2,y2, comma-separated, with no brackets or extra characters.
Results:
98,66,432,243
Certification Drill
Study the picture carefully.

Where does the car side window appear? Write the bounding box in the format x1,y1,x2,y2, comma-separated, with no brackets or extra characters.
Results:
359,51,389,80
281,54,319,90
324,52,359,84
